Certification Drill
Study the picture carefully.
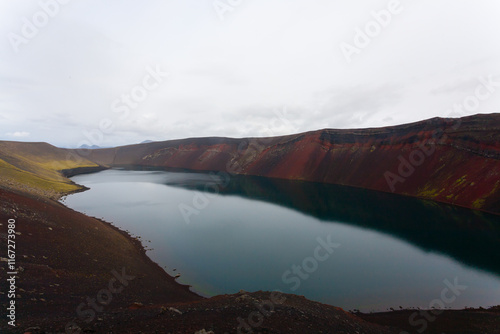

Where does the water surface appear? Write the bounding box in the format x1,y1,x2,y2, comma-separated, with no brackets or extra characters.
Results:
64,169,500,312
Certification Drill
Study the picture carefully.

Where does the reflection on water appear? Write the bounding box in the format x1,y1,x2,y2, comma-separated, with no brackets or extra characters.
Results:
65,168,500,312
168,172,500,277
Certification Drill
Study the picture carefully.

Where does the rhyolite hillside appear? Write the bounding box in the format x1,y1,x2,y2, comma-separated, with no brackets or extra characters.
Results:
79,114,500,215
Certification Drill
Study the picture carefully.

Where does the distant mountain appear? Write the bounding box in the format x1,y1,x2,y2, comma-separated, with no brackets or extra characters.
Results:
80,114,500,215
79,144,101,149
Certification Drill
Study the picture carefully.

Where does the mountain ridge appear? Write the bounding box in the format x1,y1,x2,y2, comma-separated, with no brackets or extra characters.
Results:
1,114,499,213
78,113,500,214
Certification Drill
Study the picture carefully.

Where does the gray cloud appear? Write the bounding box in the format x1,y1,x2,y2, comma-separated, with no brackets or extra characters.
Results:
0,0,499,147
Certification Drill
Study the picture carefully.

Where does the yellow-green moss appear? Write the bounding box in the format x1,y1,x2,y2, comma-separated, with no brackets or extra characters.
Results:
472,198,485,209
0,158,82,197
0,142,98,199
454,175,468,186
417,184,444,199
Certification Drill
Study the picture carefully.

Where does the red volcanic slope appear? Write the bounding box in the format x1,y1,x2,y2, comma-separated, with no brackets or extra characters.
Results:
82,114,500,214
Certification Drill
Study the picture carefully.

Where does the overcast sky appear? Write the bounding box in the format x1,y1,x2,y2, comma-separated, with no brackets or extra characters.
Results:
1,0,499,147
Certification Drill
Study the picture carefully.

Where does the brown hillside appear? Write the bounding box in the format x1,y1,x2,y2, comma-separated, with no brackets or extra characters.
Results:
81,114,500,214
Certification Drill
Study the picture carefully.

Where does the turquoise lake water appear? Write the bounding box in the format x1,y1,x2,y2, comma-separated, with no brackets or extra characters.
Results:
64,168,500,312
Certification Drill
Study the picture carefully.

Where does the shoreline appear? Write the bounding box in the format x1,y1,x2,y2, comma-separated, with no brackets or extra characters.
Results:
0,184,202,333
89,214,198,297
60,166,200,298
85,164,500,217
